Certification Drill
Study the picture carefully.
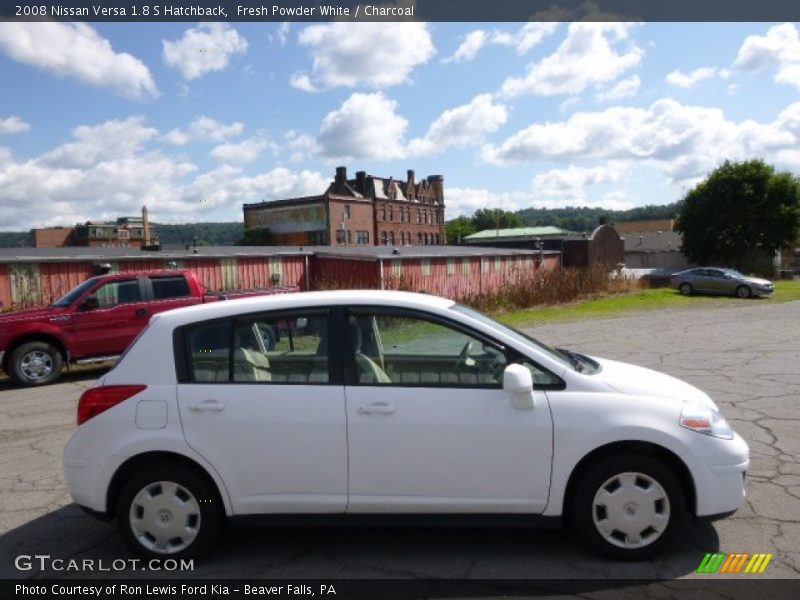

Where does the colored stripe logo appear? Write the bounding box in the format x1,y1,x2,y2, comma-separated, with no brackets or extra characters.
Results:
697,553,772,574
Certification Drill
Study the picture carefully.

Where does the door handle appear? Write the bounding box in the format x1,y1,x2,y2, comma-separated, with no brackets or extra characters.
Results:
357,402,396,415
135,308,149,317
189,399,226,412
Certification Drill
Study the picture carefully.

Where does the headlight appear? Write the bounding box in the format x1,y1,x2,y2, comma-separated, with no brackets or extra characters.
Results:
680,402,734,439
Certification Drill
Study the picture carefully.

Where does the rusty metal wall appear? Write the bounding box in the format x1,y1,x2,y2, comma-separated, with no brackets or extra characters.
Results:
312,257,380,290
237,255,307,290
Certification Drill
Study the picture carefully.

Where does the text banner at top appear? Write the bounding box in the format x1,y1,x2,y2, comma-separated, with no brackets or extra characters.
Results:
2,0,800,22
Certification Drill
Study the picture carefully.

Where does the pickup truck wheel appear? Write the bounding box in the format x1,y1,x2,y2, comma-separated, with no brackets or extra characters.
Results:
9,342,63,386
117,465,224,560
571,454,686,560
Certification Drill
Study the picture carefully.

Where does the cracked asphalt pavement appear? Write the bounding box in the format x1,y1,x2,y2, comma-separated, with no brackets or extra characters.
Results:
1,299,798,581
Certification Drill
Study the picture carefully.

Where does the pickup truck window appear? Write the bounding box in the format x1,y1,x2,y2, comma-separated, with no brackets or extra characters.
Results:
150,275,191,300
91,279,142,308
51,278,98,307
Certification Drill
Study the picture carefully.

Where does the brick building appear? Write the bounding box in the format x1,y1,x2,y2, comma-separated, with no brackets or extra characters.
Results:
30,207,158,249
243,167,446,246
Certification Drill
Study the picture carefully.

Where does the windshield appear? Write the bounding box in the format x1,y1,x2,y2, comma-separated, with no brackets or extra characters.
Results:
724,269,745,277
50,277,99,307
451,304,574,370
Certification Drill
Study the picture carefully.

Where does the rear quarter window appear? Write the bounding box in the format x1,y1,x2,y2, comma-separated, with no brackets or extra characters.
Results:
151,276,191,300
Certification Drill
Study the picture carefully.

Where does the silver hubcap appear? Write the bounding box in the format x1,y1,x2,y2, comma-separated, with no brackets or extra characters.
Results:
20,350,54,381
737,287,749,298
592,472,670,549
130,481,201,554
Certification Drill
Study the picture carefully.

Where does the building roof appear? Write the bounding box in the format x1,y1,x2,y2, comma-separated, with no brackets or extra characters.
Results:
0,244,559,264
623,230,684,253
464,226,574,241
314,245,558,261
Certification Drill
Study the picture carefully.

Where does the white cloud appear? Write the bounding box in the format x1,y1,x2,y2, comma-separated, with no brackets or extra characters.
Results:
0,116,30,135
317,92,408,160
665,67,718,88
442,30,487,64
445,187,532,218
408,94,508,156
0,23,157,98
483,99,800,184
163,117,244,145
500,22,643,98
596,75,640,100
292,22,434,90
0,116,330,229
288,71,319,92
532,162,630,205
733,23,800,91
444,23,559,64
210,137,272,164
491,23,560,55
39,117,159,169
163,24,248,80
272,22,291,45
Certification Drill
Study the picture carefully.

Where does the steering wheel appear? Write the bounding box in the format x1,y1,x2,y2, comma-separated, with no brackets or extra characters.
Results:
452,341,474,373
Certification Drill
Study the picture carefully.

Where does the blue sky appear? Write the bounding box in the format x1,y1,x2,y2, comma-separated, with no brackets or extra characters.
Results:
1,21,799,230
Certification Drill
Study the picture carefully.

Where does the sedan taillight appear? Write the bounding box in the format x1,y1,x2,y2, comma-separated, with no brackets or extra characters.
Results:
77,385,146,425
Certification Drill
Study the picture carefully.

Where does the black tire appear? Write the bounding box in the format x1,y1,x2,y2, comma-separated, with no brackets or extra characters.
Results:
571,454,687,560
116,464,225,560
678,283,693,296
735,285,752,299
8,341,63,386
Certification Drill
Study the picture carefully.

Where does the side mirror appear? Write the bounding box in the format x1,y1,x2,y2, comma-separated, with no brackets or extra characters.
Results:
503,363,535,410
80,297,99,311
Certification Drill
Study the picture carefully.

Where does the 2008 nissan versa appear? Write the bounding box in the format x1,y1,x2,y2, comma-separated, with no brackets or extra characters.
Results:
63,290,749,560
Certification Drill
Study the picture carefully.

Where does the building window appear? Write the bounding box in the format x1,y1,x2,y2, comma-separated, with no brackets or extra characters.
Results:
389,231,396,245
447,258,456,274
388,206,394,222
344,205,351,219
380,206,386,221
461,258,471,275
421,259,431,277
392,259,402,277
336,229,352,245
381,231,389,245
417,232,423,245
416,209,421,224
356,230,370,245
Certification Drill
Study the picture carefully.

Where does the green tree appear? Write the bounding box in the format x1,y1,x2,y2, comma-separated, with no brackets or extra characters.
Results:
236,227,273,246
676,160,800,268
445,216,477,244
472,208,524,231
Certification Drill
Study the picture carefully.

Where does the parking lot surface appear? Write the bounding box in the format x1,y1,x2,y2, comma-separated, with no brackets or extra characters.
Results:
1,299,798,580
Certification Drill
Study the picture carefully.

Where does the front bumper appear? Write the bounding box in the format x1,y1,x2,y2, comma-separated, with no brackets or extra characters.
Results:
692,433,749,517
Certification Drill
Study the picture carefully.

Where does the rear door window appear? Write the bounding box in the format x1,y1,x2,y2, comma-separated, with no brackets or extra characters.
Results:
150,275,191,300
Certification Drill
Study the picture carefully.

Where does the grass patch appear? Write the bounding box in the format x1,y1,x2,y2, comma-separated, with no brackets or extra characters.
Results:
496,279,800,327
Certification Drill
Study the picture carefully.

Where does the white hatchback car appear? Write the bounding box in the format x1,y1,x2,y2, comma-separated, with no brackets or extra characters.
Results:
64,290,748,560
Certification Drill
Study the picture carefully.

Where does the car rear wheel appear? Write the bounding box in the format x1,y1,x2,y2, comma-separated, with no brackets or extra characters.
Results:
736,285,752,299
117,465,224,559
8,341,63,386
571,454,686,560
679,283,693,296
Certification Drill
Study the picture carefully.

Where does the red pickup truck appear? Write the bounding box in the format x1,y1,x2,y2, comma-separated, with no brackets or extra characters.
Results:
0,270,297,386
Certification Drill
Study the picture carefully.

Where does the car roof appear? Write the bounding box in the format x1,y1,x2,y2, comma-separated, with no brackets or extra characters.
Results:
149,289,456,329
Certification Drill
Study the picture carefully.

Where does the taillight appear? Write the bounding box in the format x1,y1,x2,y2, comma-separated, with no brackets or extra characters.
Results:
77,385,146,425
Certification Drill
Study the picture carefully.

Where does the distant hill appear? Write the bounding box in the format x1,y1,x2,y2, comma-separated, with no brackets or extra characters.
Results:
0,222,245,248
516,203,681,233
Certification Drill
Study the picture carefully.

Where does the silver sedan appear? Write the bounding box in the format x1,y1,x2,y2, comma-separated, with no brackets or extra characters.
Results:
670,268,774,298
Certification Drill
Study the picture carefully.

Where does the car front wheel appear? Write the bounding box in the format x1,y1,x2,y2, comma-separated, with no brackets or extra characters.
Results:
736,285,752,299
571,454,686,560
117,465,224,559
9,341,63,386
679,283,693,296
